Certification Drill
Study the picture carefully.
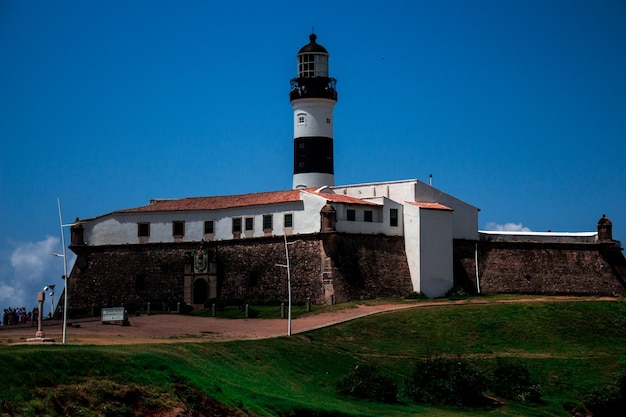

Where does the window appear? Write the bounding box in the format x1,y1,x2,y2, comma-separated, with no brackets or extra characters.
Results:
364,211,373,222
326,118,331,124
138,223,150,237
232,218,242,233
135,273,146,291
263,214,273,231
247,270,259,287
204,220,214,234
298,114,306,124
347,209,356,221
298,52,328,77
284,213,293,228
173,221,185,237
390,209,399,227
245,217,254,231
299,54,315,77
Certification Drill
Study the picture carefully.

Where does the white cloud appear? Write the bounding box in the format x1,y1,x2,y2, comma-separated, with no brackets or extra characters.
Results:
484,222,532,232
10,236,59,283
1,236,74,317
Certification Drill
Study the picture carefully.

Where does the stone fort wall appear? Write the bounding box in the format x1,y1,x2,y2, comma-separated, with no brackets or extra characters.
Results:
67,233,414,314
453,239,626,296
67,233,626,315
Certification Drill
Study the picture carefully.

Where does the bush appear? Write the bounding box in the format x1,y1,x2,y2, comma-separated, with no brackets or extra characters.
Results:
404,358,488,407
583,356,626,416
491,362,542,403
584,386,623,416
336,364,397,403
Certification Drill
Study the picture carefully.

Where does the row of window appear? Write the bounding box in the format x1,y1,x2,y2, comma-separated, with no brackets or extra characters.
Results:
345,208,399,227
137,209,398,238
346,209,373,222
137,214,294,238
297,113,332,125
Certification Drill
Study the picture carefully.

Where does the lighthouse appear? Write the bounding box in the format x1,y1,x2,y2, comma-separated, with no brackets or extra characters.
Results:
290,33,338,189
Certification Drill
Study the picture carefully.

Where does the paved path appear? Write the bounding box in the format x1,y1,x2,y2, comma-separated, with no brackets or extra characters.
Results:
1,296,618,345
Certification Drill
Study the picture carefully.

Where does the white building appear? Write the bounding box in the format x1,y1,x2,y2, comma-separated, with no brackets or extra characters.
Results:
72,35,479,299
77,179,478,298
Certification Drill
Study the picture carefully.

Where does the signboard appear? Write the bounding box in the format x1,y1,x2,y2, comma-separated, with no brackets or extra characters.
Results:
101,307,129,326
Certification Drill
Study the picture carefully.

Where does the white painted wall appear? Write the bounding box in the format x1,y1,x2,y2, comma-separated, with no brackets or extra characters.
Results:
413,181,478,240
418,207,454,297
331,197,404,236
332,180,416,202
331,179,477,240
292,98,335,139
403,203,422,293
293,172,334,190
479,230,598,243
402,204,454,297
335,205,385,234
84,200,315,246
82,190,412,246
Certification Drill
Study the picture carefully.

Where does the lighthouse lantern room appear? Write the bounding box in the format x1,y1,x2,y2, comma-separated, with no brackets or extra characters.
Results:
290,34,338,189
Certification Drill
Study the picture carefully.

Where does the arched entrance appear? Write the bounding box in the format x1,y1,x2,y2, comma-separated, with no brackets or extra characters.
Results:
193,278,208,305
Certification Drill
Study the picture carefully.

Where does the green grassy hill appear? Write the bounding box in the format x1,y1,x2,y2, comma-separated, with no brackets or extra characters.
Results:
1,298,625,416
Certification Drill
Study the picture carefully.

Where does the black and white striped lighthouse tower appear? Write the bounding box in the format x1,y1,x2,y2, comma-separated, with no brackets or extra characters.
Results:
290,33,338,189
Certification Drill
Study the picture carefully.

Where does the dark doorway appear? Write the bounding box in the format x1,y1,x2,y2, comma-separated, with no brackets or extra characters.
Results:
193,278,208,304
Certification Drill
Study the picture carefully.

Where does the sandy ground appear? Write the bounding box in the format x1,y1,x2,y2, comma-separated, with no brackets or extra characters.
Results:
1,296,618,346
0,303,414,345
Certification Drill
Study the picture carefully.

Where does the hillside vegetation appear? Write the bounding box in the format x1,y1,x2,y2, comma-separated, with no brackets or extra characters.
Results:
1,298,625,416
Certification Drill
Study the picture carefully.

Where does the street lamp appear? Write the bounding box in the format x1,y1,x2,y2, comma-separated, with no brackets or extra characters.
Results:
43,284,55,318
51,198,75,344
276,235,300,336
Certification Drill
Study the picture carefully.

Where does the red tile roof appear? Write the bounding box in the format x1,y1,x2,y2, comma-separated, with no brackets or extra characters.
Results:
117,190,303,213
304,190,380,206
407,202,453,211
113,188,381,215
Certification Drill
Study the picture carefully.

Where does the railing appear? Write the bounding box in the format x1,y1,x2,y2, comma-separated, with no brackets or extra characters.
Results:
290,77,338,101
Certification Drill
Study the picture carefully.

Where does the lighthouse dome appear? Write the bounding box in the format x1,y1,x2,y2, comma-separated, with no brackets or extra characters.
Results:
298,34,328,54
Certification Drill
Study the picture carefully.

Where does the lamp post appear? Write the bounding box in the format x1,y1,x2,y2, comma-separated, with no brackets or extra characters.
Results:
276,235,300,336
51,198,74,344
43,284,55,318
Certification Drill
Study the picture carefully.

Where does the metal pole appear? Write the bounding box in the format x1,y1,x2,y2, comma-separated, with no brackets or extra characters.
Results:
284,234,292,336
58,198,69,344
474,242,480,294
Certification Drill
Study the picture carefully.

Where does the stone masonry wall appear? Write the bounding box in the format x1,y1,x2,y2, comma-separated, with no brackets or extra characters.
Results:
215,235,324,303
68,235,625,317
322,233,413,303
453,239,626,296
69,243,191,315
68,233,414,314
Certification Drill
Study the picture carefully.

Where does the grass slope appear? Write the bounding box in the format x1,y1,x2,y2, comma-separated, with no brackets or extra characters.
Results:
1,299,625,416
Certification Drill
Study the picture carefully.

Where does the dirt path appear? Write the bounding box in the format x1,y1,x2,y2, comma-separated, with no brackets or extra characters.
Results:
1,296,619,346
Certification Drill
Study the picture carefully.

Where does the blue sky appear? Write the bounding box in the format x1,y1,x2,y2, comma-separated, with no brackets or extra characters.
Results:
1,0,625,315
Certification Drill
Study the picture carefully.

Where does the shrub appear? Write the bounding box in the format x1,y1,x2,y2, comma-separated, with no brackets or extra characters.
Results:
584,386,623,416
404,358,488,406
583,356,626,416
336,364,397,403
491,362,542,403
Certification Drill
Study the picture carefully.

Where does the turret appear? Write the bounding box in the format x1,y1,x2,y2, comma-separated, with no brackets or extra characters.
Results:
290,33,338,189
597,214,613,241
